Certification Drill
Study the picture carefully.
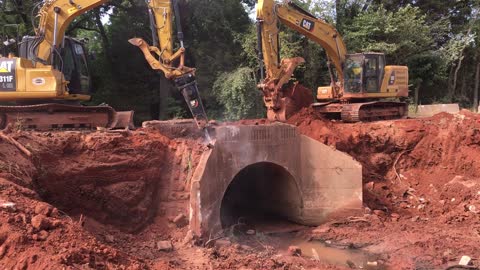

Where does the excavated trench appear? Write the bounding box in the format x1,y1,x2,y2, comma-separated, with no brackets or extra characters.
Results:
220,162,302,229
4,130,196,233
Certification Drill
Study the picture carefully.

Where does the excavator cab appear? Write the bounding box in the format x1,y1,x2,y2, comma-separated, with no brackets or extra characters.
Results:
18,36,91,95
344,53,385,95
60,38,91,95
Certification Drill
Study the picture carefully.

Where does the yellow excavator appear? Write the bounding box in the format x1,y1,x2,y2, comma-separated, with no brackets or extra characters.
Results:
257,0,409,122
0,0,208,130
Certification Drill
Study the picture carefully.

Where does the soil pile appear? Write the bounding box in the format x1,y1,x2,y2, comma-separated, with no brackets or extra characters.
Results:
289,109,480,269
1,110,480,269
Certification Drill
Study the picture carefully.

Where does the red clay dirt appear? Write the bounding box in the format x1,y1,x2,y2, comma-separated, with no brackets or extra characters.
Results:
0,110,479,269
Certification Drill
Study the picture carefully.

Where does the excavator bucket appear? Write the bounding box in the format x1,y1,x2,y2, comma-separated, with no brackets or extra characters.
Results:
267,82,314,121
110,111,135,129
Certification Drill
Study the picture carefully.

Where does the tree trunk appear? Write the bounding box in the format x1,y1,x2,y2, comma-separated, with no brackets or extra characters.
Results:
461,64,467,97
93,10,112,61
158,76,171,120
447,64,455,101
452,55,464,101
414,80,422,113
474,60,480,112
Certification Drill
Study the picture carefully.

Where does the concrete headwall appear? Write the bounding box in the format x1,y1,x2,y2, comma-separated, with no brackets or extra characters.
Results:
189,123,362,235
414,104,460,117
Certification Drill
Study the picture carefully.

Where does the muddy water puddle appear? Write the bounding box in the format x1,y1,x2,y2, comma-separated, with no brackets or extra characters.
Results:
272,233,387,269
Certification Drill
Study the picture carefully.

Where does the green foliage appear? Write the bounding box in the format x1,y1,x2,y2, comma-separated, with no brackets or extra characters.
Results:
345,5,434,62
213,67,264,120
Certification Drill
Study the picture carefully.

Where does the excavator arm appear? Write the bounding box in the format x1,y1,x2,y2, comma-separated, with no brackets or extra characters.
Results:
33,0,109,66
129,0,209,129
256,0,348,120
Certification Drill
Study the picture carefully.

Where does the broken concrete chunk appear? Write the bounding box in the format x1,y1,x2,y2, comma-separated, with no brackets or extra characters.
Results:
156,240,173,252
287,246,302,256
459,255,472,266
1,202,16,212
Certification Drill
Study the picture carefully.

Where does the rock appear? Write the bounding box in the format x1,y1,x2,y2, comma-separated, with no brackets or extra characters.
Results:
364,207,372,214
365,182,374,190
246,229,256,235
105,234,115,243
31,214,51,231
0,245,7,259
36,230,49,241
214,239,231,248
411,216,420,222
34,203,53,217
367,261,378,267
468,205,479,214
288,246,302,256
156,241,173,252
311,248,320,261
182,230,195,246
312,226,330,234
172,214,188,228
373,210,386,216
50,219,62,228
0,202,16,212
459,255,472,266
391,213,400,221
15,213,27,224
51,208,60,217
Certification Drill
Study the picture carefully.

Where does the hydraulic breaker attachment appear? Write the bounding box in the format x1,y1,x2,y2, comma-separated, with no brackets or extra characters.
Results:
174,73,209,129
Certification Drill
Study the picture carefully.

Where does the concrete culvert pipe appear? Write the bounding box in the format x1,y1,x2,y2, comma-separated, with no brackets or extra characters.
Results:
220,162,302,229
189,124,363,236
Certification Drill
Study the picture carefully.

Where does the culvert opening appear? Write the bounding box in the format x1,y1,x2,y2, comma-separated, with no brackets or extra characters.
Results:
220,162,302,230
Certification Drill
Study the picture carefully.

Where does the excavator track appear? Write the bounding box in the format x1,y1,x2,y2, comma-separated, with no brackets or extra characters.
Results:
340,101,408,123
0,104,134,131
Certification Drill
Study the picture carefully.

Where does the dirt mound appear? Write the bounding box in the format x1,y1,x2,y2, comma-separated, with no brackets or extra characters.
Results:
0,127,208,269
1,110,480,269
289,109,480,268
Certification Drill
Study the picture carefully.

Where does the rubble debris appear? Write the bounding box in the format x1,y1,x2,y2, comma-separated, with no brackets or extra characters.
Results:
156,240,173,252
459,256,473,266
30,214,51,231
287,246,302,256
34,203,53,216
0,202,16,211
214,239,232,248
172,213,188,228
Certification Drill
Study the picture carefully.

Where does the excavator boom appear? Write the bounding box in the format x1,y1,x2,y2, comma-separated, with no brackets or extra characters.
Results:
130,0,209,129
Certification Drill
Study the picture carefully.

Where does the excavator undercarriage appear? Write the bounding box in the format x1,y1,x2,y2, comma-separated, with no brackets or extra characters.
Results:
0,103,134,130
312,100,408,122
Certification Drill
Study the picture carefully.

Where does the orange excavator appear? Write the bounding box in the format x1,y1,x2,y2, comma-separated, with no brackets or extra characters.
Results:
256,0,409,122
0,0,208,130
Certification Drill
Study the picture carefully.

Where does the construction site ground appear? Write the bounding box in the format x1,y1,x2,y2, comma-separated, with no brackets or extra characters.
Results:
0,109,480,270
